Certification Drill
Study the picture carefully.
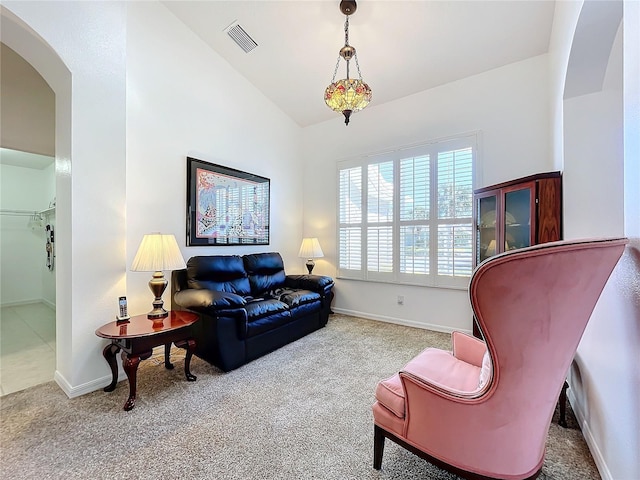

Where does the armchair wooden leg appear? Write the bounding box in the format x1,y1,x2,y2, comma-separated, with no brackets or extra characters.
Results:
558,381,569,428
373,425,385,470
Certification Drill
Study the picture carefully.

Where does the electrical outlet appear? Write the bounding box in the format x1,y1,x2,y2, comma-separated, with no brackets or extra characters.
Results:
397,295,404,305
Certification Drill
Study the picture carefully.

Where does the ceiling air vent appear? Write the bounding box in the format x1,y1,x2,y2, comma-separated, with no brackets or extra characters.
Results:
225,22,258,53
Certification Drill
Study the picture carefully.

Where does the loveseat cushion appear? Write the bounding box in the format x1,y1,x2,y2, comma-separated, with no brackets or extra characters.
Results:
244,299,292,337
187,255,251,296
243,252,287,295
174,288,247,309
268,288,320,307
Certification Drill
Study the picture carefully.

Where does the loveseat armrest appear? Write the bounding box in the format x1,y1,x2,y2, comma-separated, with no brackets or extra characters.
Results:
285,274,334,294
174,289,247,310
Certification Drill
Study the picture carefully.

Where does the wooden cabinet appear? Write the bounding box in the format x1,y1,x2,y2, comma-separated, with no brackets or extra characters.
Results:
473,171,562,336
474,171,562,266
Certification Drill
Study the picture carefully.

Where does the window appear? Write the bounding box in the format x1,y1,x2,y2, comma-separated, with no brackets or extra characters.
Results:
337,134,476,289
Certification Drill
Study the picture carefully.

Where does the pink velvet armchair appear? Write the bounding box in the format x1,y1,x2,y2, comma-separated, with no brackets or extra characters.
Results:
373,238,628,479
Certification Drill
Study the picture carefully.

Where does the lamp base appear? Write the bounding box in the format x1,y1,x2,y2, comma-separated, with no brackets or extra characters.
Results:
148,309,168,328
147,271,169,323
147,308,168,320
305,259,315,274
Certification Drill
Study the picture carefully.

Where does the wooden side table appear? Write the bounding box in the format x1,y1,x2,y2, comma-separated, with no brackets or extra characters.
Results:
95,310,199,411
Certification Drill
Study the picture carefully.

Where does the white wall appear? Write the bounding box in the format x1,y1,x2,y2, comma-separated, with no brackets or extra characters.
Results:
564,86,624,238
548,0,583,170
552,0,639,478
572,240,640,480
125,2,305,317
302,55,552,332
0,163,53,306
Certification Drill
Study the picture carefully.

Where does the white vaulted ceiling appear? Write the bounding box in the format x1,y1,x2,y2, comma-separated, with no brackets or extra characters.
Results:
163,1,556,127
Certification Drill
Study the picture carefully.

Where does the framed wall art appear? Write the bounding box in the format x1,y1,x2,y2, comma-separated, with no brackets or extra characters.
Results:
186,157,270,246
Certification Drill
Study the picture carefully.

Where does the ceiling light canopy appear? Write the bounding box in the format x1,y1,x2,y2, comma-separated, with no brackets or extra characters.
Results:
324,0,372,126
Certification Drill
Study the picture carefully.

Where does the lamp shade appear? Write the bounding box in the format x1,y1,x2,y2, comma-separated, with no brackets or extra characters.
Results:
298,238,324,259
324,79,372,115
131,233,186,272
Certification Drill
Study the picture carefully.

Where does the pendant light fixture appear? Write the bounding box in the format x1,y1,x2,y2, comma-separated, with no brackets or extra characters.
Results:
324,0,372,126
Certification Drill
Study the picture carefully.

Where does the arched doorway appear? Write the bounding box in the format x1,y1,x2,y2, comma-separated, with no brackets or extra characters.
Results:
0,6,72,393
0,43,56,394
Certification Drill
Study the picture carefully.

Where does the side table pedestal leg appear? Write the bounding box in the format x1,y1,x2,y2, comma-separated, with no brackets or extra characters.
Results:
102,343,120,392
164,343,174,370
175,338,197,381
122,353,141,411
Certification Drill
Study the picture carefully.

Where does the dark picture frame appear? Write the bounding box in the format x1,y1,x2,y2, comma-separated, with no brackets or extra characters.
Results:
186,157,270,246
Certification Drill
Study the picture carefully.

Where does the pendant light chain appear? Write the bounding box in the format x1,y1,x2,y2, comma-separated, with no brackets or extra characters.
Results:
331,55,341,83
344,16,350,79
344,16,350,46
344,15,365,81
354,52,363,81
331,15,352,83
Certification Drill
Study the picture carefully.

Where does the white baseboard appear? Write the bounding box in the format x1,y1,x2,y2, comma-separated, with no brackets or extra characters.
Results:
567,388,612,480
54,370,127,399
331,307,472,336
42,298,56,310
1,298,55,309
1,299,41,308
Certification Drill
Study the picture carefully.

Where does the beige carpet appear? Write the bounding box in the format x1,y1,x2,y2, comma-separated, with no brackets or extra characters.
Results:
0,314,599,479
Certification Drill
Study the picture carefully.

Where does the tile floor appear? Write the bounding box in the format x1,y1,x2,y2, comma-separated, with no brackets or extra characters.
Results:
0,302,56,396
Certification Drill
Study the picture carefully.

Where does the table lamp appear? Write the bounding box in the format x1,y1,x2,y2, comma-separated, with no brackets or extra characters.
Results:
486,239,497,257
298,237,324,274
131,233,186,322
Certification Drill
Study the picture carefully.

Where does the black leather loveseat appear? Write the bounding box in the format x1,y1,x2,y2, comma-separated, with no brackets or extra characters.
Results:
171,252,334,371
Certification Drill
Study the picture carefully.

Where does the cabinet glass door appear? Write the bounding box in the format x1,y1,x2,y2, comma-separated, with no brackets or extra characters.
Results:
503,186,533,251
476,193,498,264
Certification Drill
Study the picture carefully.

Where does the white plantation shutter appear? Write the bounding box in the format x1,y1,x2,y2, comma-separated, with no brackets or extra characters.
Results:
400,225,429,274
338,167,363,274
366,162,394,278
400,155,429,222
367,162,393,222
399,155,430,276
437,149,473,220
339,228,361,270
437,224,473,277
337,134,476,288
436,148,473,282
339,167,362,224
367,226,393,272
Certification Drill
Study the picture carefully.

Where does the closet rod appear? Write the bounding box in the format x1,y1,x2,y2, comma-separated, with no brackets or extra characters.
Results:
0,209,45,218
0,208,55,217
0,209,38,216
